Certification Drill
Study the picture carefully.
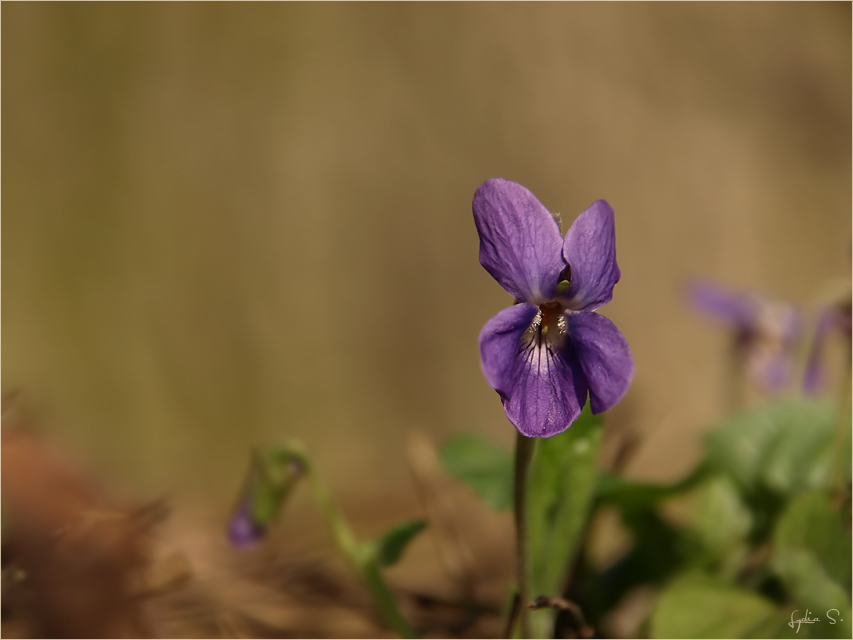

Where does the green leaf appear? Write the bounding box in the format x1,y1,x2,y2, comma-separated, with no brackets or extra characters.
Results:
773,491,851,593
651,574,783,639
596,460,710,511
373,519,428,567
598,510,702,613
246,446,306,526
687,474,753,578
527,406,603,637
250,478,283,524
587,460,713,605
440,433,513,510
706,399,850,497
771,548,852,639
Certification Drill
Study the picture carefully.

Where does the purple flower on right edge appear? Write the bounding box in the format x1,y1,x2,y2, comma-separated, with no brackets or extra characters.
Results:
474,178,634,438
803,301,852,395
688,280,800,391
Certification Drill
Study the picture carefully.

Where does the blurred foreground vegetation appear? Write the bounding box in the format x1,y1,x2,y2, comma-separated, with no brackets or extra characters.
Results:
442,398,851,638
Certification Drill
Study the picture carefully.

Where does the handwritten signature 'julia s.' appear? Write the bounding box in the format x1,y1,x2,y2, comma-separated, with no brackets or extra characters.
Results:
789,609,843,633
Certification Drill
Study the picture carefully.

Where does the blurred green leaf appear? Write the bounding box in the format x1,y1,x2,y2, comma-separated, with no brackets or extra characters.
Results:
527,406,603,637
582,456,713,613
250,479,282,524
598,510,702,614
706,399,851,497
687,474,752,577
651,574,782,639
771,548,852,639
372,519,428,567
440,433,513,510
596,460,710,510
773,491,851,594
248,446,306,525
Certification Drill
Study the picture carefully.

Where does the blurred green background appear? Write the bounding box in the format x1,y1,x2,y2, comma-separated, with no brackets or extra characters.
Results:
2,3,850,516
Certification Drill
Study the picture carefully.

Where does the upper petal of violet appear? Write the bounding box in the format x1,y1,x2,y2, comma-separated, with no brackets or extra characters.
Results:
559,200,621,311
688,280,757,329
473,178,566,304
566,311,634,414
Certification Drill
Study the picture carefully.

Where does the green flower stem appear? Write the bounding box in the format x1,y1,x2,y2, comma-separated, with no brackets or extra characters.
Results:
727,340,745,415
511,433,536,639
360,556,417,639
290,447,417,639
832,354,852,501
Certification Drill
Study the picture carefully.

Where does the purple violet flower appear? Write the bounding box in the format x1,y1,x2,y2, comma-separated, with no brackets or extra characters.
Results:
688,280,800,391
474,178,634,438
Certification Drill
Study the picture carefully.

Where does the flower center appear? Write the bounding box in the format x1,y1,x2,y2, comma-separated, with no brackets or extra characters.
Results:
520,304,568,354
538,301,565,338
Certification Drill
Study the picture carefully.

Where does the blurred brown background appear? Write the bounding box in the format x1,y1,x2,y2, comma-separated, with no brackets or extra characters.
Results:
3,3,850,524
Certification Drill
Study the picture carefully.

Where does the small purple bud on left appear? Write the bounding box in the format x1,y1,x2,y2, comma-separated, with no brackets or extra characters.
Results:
226,445,307,550
227,502,268,548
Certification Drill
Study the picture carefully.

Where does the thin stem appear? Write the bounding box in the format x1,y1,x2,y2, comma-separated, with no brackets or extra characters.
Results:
304,464,361,559
727,339,745,415
832,353,852,502
512,432,536,639
298,451,417,638
361,558,418,639
502,593,521,640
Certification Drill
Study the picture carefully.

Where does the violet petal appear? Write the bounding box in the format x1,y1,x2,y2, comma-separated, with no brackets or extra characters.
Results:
560,200,621,311
502,327,588,438
473,178,566,304
479,303,540,399
566,311,634,414
688,280,756,328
